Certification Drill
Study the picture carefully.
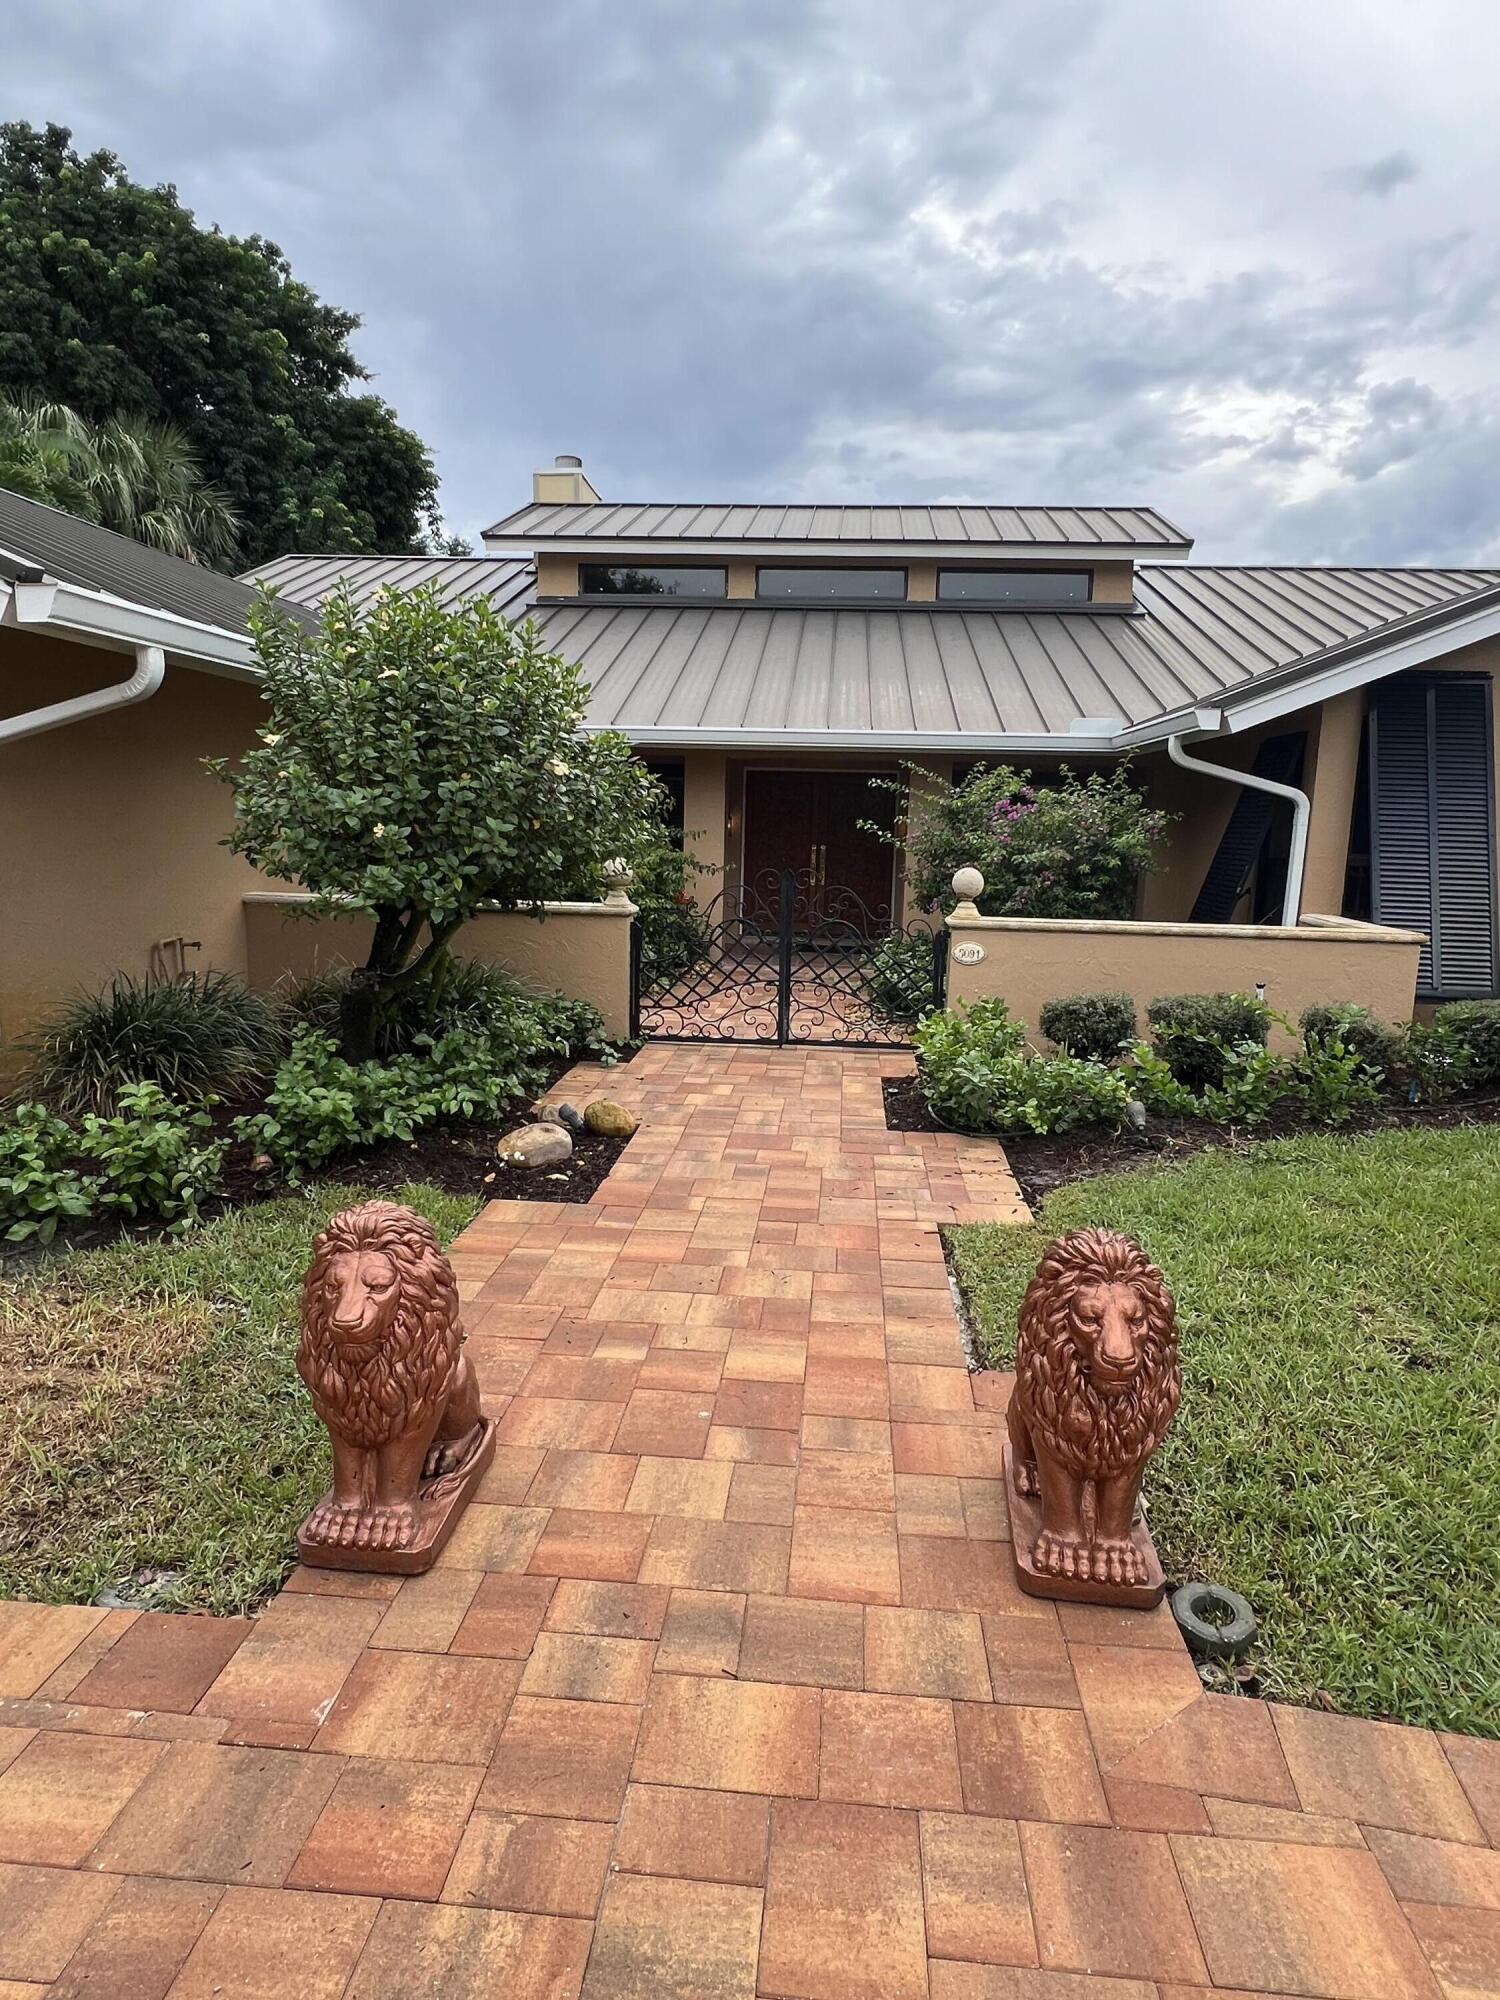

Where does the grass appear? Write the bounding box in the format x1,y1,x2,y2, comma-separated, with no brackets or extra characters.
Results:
949,1123,1500,1739
0,1182,479,1615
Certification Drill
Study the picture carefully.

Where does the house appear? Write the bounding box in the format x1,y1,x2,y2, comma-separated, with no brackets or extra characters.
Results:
254,455,1500,1005
3,458,1496,1060
0,487,294,1051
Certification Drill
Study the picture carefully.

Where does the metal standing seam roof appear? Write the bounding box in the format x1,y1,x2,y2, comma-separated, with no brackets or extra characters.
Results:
482,499,1193,552
0,486,303,635
249,551,538,619
243,551,1500,744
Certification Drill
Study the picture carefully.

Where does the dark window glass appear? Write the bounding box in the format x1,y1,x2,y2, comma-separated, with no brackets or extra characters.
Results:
641,758,686,837
756,567,906,601
938,569,1091,604
579,565,726,597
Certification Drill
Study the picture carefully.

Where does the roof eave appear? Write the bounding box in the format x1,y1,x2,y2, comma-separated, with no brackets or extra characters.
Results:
1120,582,1500,746
1,569,262,680
483,532,1192,564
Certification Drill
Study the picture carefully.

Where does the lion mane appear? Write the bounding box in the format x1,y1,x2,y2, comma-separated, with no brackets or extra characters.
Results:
1014,1227,1180,1480
296,1201,464,1451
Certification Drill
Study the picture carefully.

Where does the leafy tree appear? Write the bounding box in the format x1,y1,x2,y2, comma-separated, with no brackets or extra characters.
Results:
868,761,1173,919
215,585,666,1059
0,122,439,567
0,392,239,562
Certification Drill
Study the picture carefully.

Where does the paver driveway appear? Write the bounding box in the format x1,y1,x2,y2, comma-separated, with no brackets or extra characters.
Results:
0,1045,1494,1997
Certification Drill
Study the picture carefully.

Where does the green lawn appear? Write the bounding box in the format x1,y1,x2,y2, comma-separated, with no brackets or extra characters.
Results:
0,1183,479,1615
949,1124,1500,1738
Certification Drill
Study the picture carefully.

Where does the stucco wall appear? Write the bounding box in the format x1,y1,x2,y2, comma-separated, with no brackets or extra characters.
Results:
242,895,637,1042
0,629,273,1055
943,910,1425,1044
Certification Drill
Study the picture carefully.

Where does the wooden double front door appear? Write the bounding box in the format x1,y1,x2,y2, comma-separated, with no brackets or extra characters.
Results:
741,769,898,927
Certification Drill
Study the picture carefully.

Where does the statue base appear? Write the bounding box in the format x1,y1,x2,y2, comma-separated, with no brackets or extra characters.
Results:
1003,1444,1166,1609
297,1418,496,1576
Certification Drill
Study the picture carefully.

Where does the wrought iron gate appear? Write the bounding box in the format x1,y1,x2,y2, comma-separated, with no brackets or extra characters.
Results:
631,869,947,1047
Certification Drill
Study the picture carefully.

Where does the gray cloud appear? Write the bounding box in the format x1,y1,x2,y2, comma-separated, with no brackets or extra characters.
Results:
1334,149,1421,198
3,0,1499,565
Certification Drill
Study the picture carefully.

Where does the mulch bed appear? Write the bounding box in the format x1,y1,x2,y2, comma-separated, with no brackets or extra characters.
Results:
883,1070,1500,1209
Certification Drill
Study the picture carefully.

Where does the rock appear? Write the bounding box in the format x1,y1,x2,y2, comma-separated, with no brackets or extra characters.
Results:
583,1099,638,1139
496,1123,573,1168
553,1102,585,1134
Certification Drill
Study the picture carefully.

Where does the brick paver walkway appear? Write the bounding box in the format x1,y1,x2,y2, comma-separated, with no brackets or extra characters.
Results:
0,1045,1496,1997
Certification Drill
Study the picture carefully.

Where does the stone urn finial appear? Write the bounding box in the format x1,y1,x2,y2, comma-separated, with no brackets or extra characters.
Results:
950,865,985,920
602,856,634,908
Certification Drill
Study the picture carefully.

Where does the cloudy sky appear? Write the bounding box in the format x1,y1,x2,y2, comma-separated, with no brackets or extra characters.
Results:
7,1,1500,563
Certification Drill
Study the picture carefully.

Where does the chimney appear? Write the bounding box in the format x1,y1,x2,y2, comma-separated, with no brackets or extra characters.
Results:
532,453,601,506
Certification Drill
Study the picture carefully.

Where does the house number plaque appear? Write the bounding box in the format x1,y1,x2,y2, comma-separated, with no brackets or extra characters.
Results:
952,941,987,965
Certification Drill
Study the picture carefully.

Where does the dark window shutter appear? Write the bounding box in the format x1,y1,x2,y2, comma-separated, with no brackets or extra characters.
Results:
1190,733,1307,923
1370,676,1496,998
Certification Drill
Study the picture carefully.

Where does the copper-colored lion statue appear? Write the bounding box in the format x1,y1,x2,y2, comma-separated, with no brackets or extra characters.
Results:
1007,1227,1181,1599
296,1200,490,1565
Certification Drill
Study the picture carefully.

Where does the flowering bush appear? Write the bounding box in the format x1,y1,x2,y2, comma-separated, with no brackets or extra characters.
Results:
869,762,1172,918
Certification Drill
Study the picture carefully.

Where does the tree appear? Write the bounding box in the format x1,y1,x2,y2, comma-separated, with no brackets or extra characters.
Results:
0,122,439,568
216,585,666,1059
0,392,240,562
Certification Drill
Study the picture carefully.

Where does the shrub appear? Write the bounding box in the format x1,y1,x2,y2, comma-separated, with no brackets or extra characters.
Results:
869,761,1173,919
79,1082,226,1232
1395,1021,1475,1104
914,1000,1131,1136
1039,991,1136,1062
21,971,286,1117
1122,1041,1201,1117
1286,1034,1383,1127
1434,1001,1500,1084
1300,1003,1401,1082
0,1103,94,1244
867,931,941,1021
1147,991,1272,1093
288,960,610,1065
216,584,667,1059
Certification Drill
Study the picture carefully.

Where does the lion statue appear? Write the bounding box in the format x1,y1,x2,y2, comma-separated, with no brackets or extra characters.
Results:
1007,1227,1181,1588
296,1200,486,1554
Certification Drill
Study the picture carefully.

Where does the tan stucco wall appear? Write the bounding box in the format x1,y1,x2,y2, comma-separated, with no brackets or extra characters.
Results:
243,896,637,1041
0,630,274,1058
535,554,579,597
943,911,1424,1044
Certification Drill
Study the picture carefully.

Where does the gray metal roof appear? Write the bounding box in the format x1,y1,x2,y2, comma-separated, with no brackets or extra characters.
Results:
249,551,537,619
0,486,297,636
483,499,1192,553
246,550,1500,746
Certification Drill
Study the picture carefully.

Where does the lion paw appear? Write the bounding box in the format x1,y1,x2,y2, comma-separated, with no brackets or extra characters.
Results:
1012,1458,1041,1499
363,1501,419,1552
1089,1535,1148,1587
1032,1527,1090,1579
303,1498,363,1548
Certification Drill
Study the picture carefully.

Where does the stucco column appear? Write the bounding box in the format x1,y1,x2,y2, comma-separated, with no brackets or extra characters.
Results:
1301,690,1365,915
682,749,729,906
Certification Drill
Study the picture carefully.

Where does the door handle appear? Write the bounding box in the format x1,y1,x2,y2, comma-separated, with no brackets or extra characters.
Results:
818,843,827,888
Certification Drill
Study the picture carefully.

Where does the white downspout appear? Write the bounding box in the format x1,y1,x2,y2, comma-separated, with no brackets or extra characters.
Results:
0,641,165,745
1168,730,1310,925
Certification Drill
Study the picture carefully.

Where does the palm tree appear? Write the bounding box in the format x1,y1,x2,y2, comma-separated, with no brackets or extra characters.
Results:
0,393,240,564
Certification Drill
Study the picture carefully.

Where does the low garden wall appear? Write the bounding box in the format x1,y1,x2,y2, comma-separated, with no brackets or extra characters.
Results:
943,906,1426,1046
243,891,637,1042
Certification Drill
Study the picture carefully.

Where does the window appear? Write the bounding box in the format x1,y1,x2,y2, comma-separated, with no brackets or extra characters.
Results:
937,569,1091,604
756,567,906,601
579,565,726,598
